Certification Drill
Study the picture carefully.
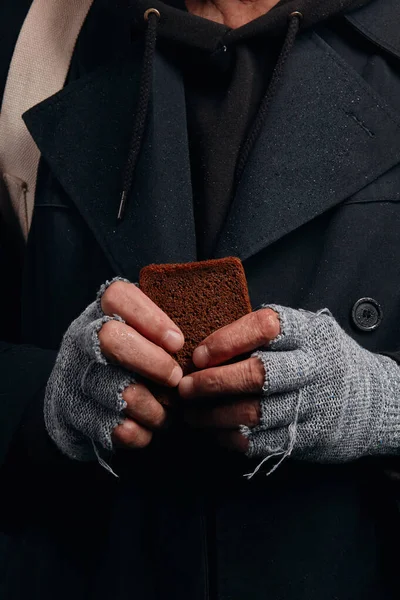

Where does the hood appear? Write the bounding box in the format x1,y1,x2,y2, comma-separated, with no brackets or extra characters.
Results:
116,0,373,222
130,0,372,52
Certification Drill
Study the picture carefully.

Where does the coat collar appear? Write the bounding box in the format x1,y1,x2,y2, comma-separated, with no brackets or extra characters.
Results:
24,0,400,269
345,0,400,61
24,50,197,279
215,29,400,259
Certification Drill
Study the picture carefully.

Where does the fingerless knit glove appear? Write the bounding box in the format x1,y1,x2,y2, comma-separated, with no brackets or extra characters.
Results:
244,306,400,466
44,280,134,461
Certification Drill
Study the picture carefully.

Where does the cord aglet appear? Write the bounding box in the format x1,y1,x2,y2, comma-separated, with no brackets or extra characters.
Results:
117,191,127,221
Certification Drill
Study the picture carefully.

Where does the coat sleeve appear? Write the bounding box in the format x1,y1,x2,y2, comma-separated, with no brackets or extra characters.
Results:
0,341,57,466
0,213,57,466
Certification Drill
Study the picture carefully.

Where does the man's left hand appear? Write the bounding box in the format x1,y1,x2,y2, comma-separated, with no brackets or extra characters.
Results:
178,309,280,453
178,305,400,463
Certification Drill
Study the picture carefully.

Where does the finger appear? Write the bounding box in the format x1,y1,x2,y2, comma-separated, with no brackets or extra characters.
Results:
245,422,318,460
65,395,123,451
246,427,289,458
123,383,167,429
293,421,320,454
185,399,261,429
179,357,264,399
254,349,311,395
81,362,134,410
217,430,250,453
99,320,182,387
101,280,184,353
192,309,280,369
252,422,318,455
261,392,301,429
112,418,153,449
265,305,312,351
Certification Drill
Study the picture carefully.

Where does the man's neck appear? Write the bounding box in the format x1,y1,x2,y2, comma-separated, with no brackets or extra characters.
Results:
185,0,281,28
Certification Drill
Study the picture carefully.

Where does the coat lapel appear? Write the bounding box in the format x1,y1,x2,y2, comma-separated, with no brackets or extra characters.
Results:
23,50,196,278
24,13,400,268
345,0,400,61
215,31,400,260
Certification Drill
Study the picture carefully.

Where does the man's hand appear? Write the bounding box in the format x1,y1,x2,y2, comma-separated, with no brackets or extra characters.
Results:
44,278,184,461
100,280,184,449
179,305,400,464
179,309,280,452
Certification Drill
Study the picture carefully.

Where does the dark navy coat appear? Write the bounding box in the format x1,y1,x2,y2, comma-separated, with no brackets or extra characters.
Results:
1,1,400,598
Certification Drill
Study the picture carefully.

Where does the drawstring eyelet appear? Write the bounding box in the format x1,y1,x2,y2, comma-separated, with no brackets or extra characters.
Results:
144,8,161,21
289,11,303,20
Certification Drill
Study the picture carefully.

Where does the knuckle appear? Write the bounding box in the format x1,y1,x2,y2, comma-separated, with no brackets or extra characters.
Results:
123,384,166,429
154,312,169,332
242,401,261,427
123,384,139,409
242,358,264,391
153,407,167,428
114,421,152,449
189,370,220,395
112,424,127,447
101,280,129,315
207,371,224,394
251,356,266,385
208,328,230,353
98,318,122,350
225,330,240,354
164,358,182,387
133,431,152,449
255,309,280,343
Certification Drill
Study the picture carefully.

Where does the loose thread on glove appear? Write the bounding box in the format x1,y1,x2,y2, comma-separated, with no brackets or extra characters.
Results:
92,440,119,478
244,389,303,479
314,307,332,318
244,308,332,479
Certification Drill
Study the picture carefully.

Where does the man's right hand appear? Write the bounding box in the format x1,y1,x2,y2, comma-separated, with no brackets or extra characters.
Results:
100,280,184,449
44,278,184,461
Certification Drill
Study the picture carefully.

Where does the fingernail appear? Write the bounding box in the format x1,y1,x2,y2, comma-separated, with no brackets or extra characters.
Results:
179,376,194,397
193,345,209,368
168,365,183,387
162,330,184,353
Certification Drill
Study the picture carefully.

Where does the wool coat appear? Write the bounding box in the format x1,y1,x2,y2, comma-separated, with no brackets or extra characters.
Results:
1,0,400,598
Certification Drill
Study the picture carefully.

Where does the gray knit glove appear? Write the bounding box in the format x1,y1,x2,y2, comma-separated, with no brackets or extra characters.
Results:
44,279,134,461
243,306,400,471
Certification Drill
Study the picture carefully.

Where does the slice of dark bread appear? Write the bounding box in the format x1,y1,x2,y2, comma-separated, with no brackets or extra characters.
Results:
139,257,252,405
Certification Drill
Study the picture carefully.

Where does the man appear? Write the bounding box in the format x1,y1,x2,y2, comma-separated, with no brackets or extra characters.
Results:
1,0,400,598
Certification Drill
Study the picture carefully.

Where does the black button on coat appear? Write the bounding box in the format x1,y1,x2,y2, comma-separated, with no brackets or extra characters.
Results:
352,297,383,331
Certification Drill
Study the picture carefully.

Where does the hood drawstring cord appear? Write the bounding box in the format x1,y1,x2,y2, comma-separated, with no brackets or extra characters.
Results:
118,9,303,221
117,8,160,221
235,11,303,186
